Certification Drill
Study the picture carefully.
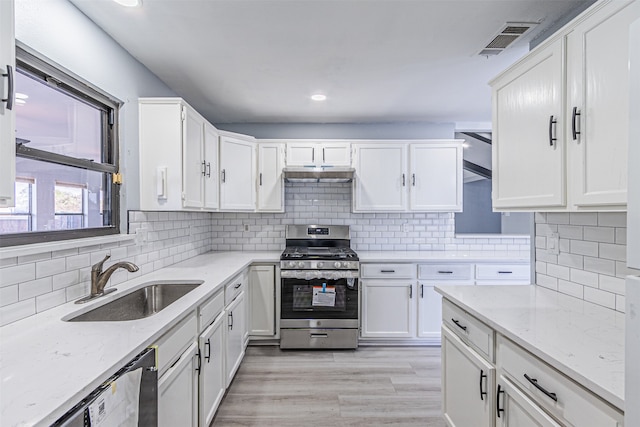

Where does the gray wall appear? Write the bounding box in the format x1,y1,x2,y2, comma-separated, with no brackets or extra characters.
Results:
455,179,501,234
216,122,455,139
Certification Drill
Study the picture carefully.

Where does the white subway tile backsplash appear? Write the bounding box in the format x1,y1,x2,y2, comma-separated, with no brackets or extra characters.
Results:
0,285,19,307
36,258,67,279
536,212,626,312
537,274,558,291
0,299,36,326
1,264,36,287
36,290,66,313
19,277,53,300
66,253,91,271
52,271,79,291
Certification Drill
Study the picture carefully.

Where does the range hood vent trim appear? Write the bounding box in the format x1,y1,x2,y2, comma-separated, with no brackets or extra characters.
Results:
283,167,356,183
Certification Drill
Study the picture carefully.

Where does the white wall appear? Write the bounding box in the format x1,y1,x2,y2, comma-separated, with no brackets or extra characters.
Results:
14,0,176,220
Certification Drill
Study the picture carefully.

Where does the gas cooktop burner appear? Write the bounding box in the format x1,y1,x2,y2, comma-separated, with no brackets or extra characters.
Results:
281,246,358,260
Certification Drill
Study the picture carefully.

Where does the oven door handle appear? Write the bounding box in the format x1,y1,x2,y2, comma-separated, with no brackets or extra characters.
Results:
310,333,329,339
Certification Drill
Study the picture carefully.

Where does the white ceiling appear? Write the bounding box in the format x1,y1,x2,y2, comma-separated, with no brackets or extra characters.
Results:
69,0,588,125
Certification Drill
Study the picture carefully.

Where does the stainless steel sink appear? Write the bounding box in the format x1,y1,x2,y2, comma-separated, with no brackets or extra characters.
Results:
67,281,203,322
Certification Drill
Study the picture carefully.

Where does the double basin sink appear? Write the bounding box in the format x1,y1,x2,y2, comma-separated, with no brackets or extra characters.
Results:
67,280,203,322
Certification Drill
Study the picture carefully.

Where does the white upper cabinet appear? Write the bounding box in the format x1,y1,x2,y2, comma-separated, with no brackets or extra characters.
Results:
491,0,639,211
353,141,462,212
566,0,639,209
0,0,15,207
353,143,408,211
285,141,351,167
257,143,284,212
220,132,256,211
139,98,219,211
492,38,565,210
409,143,462,211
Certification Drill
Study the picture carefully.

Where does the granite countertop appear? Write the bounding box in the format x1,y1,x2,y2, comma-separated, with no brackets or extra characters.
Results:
358,250,530,263
0,251,280,427
435,285,625,411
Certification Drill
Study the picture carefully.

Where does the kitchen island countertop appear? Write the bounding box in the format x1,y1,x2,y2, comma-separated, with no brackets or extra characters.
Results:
435,285,625,411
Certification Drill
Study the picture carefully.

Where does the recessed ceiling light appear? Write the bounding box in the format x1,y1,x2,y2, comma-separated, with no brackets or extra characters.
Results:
311,94,327,101
113,0,142,7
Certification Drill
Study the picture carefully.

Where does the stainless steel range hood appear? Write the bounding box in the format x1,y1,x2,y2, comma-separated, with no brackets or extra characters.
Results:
283,166,355,183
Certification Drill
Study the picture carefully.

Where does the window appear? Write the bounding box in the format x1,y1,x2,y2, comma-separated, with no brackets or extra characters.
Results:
0,178,34,233
0,46,121,246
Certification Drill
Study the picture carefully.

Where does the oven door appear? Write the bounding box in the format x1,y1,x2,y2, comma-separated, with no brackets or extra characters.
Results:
281,275,358,325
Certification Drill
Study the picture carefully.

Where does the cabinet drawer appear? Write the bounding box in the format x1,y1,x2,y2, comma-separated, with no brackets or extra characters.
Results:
361,263,416,279
199,289,224,331
225,271,247,306
154,310,197,377
497,335,623,426
476,263,530,281
442,299,494,362
419,263,473,281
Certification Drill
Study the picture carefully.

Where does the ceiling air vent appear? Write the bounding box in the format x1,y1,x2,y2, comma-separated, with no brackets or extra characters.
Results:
478,22,538,57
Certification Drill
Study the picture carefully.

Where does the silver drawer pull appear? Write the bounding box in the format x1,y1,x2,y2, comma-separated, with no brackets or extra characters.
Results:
310,334,328,339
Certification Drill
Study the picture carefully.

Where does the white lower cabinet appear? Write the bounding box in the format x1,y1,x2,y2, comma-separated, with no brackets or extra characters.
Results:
225,290,246,386
198,313,226,427
496,375,561,427
417,283,442,339
442,325,495,427
361,279,415,338
249,265,276,338
158,342,199,427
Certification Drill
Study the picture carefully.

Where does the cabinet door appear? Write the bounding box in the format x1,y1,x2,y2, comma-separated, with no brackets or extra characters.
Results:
417,283,442,340
182,106,205,209
567,0,639,208
225,291,246,386
286,143,316,166
158,342,199,427
353,144,408,212
361,280,415,338
220,136,256,211
249,265,276,336
410,143,462,211
203,123,219,210
496,376,562,427
199,313,225,427
258,144,284,212
492,38,565,209
320,142,351,166
0,0,15,207
442,326,495,427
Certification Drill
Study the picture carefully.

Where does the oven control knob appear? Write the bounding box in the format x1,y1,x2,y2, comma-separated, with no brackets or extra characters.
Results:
334,261,342,268
317,262,324,269
288,261,297,268
298,262,306,268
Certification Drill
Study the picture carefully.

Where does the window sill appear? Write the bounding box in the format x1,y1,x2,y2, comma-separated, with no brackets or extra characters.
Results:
0,233,135,260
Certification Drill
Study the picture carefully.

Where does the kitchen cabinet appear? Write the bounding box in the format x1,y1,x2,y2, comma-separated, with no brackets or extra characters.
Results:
409,143,462,212
475,263,531,286
139,98,219,211
496,375,562,427
442,326,495,427
285,141,351,167
360,263,416,338
496,335,623,426
198,312,225,427
566,0,639,209
257,143,284,212
353,141,462,212
491,0,639,211
0,0,15,207
220,132,256,211
249,264,276,337
155,312,199,427
225,290,246,386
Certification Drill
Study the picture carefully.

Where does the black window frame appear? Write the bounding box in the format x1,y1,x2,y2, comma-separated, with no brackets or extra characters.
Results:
0,44,122,247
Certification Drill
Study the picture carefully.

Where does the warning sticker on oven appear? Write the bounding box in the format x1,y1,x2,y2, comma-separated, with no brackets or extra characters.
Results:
312,284,336,307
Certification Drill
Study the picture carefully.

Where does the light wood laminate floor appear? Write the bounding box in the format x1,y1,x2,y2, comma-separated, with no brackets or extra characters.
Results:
211,346,445,427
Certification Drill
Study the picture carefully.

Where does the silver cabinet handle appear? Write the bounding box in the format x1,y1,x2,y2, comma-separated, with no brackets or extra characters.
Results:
221,169,226,183
572,107,581,141
201,161,206,176
549,115,557,146
206,162,211,177
412,173,416,186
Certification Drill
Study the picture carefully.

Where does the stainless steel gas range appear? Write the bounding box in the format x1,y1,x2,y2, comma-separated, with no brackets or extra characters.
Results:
280,225,359,349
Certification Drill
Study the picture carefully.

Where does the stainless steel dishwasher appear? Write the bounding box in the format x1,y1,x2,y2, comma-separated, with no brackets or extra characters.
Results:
51,347,157,427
